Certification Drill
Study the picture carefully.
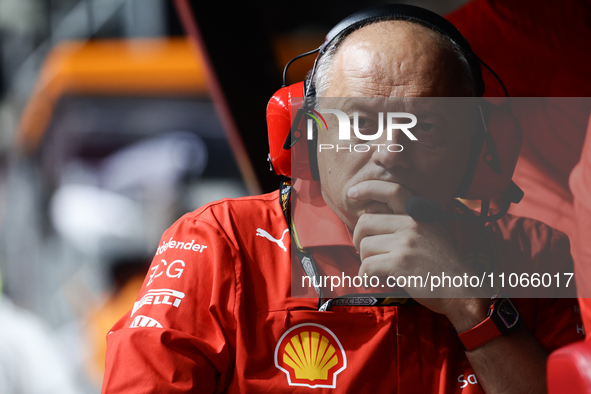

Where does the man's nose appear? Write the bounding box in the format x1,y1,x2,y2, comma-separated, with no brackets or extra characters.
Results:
370,130,411,170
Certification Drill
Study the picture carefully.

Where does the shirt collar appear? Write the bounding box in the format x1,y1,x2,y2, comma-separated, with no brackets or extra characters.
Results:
292,179,355,249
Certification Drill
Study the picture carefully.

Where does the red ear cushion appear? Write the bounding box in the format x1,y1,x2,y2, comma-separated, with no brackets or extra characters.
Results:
267,82,315,179
464,103,522,200
267,83,303,177
290,105,316,180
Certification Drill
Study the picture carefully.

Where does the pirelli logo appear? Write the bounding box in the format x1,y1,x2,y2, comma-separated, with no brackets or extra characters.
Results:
131,289,185,317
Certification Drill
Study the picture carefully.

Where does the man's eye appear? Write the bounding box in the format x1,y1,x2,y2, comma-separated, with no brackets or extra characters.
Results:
413,122,446,149
351,117,375,129
419,123,433,131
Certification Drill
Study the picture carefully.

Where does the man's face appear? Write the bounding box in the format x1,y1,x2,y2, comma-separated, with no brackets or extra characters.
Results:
316,21,474,229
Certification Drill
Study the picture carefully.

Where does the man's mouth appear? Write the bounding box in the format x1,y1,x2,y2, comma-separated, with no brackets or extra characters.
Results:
363,177,417,195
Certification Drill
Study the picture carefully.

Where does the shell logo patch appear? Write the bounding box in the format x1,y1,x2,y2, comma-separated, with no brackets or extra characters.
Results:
274,323,347,388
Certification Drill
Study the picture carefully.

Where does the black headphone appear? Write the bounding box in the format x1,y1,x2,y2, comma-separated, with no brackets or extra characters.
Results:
266,4,523,223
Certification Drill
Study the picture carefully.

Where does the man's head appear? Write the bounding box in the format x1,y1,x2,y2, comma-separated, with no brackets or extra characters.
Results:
312,20,477,229
313,20,477,98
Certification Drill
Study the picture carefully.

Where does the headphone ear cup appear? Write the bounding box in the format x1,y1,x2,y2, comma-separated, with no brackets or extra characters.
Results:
267,82,303,178
463,101,522,200
266,81,315,179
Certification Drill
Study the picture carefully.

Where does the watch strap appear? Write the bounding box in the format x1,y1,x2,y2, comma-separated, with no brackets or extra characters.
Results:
457,314,502,351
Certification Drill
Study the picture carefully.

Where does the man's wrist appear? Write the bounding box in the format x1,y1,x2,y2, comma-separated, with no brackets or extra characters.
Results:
446,298,490,333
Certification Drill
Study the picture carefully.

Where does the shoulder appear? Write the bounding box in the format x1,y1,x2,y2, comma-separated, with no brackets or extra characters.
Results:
486,213,574,296
180,191,281,226
491,213,570,255
159,191,286,252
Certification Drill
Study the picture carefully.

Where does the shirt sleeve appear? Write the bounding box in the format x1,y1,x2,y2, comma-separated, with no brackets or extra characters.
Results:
102,209,238,394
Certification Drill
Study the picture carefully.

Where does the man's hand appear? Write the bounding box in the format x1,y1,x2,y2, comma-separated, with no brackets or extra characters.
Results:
348,180,548,394
348,180,488,319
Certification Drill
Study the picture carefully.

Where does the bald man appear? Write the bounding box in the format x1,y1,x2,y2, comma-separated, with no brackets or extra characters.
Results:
102,7,582,394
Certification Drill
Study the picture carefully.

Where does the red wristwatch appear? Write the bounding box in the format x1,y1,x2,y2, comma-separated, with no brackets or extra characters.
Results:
457,297,521,351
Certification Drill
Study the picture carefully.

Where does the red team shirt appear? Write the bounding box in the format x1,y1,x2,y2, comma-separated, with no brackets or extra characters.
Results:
102,180,583,393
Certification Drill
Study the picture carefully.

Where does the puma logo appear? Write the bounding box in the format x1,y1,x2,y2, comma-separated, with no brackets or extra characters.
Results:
256,228,289,252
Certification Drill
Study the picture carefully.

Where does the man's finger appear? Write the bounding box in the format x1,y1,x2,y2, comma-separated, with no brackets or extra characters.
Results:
358,253,395,282
347,180,414,214
353,213,414,250
358,233,400,260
